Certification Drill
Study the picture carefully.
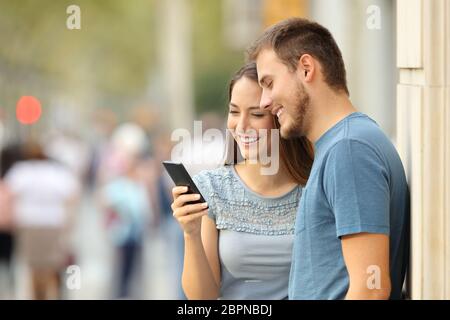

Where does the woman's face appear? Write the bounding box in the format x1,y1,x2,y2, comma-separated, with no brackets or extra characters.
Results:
227,76,275,162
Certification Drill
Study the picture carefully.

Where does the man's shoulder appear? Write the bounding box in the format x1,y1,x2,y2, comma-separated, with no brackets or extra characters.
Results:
317,113,382,151
346,113,391,146
316,136,388,179
324,114,393,160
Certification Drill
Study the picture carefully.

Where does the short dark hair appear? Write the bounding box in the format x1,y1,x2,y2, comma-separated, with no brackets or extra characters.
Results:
247,17,349,95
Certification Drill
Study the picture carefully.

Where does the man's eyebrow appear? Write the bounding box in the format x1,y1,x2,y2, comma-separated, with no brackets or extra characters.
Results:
229,103,239,108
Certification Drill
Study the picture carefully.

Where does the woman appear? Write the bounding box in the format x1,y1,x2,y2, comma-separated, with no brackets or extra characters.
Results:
5,141,79,299
171,62,313,299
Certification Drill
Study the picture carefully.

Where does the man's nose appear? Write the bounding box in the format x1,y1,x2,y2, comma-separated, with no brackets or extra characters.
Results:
259,91,273,111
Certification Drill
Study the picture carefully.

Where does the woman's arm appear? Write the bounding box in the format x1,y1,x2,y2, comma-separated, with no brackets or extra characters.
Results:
182,215,220,299
171,186,220,299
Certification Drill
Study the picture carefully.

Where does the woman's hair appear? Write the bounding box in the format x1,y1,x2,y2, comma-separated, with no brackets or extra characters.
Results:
223,62,314,186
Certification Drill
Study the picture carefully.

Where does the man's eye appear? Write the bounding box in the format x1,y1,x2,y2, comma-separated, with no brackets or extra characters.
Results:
229,110,239,114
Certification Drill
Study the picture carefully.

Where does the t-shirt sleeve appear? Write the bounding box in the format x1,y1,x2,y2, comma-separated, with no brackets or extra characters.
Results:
323,139,390,238
193,172,217,222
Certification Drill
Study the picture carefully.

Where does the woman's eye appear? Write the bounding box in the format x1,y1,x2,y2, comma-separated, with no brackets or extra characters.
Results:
252,113,265,117
229,110,239,114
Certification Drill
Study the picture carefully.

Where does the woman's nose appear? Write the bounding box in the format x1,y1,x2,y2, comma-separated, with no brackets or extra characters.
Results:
237,113,250,132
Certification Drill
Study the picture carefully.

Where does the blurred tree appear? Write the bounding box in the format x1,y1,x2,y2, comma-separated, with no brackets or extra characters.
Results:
0,0,157,113
0,0,255,130
192,0,243,116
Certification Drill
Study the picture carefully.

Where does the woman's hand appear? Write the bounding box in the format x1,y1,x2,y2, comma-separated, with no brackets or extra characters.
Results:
171,186,209,236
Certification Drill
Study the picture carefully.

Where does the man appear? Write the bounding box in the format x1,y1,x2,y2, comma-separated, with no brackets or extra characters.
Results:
247,18,409,300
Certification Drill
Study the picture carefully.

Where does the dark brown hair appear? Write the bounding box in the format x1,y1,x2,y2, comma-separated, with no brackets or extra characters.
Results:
22,140,47,161
225,62,313,186
247,17,349,95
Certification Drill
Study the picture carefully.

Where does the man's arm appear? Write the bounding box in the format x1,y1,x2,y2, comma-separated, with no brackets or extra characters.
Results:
341,232,391,300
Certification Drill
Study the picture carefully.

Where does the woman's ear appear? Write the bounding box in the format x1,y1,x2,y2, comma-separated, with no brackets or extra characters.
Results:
298,54,314,82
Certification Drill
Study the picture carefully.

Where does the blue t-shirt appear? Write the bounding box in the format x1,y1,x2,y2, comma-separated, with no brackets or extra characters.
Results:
289,112,410,300
103,177,150,246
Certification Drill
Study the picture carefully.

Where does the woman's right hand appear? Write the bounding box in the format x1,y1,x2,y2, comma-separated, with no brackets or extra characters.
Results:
171,186,209,236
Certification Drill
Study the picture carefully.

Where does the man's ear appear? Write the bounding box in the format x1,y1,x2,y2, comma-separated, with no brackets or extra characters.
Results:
297,54,314,82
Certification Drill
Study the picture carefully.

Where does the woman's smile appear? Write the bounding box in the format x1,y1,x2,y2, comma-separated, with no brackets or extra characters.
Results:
237,133,260,147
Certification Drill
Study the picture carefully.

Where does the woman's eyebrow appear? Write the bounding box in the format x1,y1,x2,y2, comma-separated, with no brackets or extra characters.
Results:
229,104,262,111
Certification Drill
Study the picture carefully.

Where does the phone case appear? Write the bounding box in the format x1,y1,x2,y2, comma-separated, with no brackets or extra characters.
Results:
162,161,207,205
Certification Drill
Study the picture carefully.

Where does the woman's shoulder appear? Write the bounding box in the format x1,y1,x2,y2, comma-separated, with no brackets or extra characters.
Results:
193,166,235,189
194,165,233,178
192,166,237,223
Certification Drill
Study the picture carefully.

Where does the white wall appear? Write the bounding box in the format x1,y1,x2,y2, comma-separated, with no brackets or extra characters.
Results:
310,0,396,138
396,0,450,299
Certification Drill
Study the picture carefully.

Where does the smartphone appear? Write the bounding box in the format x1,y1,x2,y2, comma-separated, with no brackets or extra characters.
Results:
162,161,208,206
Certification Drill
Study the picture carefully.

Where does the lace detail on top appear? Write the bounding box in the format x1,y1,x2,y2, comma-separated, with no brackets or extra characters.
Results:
193,166,301,236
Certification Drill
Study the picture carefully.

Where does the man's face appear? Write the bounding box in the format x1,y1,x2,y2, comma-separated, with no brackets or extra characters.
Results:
256,48,311,139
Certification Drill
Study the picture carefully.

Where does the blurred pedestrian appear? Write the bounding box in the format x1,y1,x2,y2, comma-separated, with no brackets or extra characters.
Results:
4,141,80,300
100,123,152,299
0,144,23,299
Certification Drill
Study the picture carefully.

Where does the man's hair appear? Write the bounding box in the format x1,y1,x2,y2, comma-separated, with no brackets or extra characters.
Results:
247,17,349,95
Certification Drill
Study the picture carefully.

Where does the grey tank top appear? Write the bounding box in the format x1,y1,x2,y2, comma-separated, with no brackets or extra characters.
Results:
193,165,302,300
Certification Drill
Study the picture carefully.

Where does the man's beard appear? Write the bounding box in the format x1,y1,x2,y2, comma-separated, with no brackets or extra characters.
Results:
282,81,310,139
